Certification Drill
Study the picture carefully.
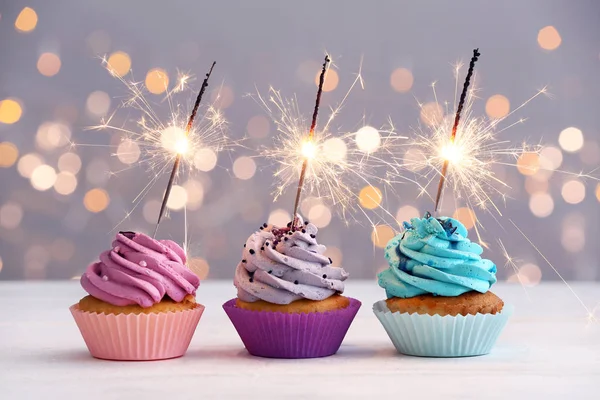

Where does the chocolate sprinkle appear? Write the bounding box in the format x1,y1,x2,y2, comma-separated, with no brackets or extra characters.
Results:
294,280,299,285
249,278,254,283
310,234,316,238
249,249,255,255
263,223,268,228
322,274,327,279
260,246,265,251
284,237,288,241
242,259,247,263
305,220,309,225
328,257,333,264
243,243,246,247
301,229,306,233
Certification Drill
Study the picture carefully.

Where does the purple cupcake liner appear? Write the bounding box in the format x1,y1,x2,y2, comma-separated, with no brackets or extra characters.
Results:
223,298,361,359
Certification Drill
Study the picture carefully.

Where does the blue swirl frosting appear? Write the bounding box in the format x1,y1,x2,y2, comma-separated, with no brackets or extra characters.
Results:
378,214,497,298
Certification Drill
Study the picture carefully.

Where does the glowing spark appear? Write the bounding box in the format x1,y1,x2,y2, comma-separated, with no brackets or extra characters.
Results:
252,56,396,224
154,61,216,238
81,57,229,234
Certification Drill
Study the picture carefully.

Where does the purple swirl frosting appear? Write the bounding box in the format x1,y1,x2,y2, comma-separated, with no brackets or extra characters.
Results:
80,231,200,308
234,215,349,305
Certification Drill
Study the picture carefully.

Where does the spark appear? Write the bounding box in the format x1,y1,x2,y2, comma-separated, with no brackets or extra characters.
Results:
252,56,398,224
81,57,229,232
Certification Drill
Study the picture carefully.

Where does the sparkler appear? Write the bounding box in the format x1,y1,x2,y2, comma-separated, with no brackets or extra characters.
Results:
387,52,599,323
253,56,395,225
154,61,216,237
290,55,330,228
84,58,229,235
433,48,479,212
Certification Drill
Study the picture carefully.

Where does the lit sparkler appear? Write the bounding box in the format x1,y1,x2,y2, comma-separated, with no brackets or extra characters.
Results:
253,55,395,225
387,50,598,323
84,58,229,234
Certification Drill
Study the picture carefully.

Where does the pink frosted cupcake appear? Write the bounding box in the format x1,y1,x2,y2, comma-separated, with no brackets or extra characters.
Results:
70,231,204,361
223,215,361,358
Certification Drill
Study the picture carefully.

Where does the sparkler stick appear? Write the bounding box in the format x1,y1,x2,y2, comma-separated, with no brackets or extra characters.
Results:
290,55,330,228
433,48,480,212
153,61,216,237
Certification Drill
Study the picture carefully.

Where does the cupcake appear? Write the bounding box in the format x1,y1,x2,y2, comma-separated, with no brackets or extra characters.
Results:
373,213,511,357
223,215,361,358
70,231,204,361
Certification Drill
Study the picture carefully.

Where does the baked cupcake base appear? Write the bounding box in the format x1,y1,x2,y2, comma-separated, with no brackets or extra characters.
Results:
373,299,512,357
70,301,204,361
236,294,350,314
385,291,504,316
224,297,361,359
78,294,198,315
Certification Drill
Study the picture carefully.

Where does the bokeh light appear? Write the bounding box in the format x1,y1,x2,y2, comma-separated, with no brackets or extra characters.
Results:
308,203,332,228
30,164,57,191
0,98,23,124
36,122,71,150
580,141,600,165
390,68,414,93
83,188,110,213
323,137,347,162
57,152,81,174
211,86,234,109
37,53,62,77
316,69,339,92
183,179,204,210
355,126,381,153
537,26,561,51
539,146,563,171
145,68,169,95
116,139,141,165
485,94,510,119
194,148,218,171
403,147,427,172
15,7,37,33
17,153,43,178
323,246,343,267
53,171,78,195
268,209,291,227
358,185,382,209
86,91,111,118
0,142,19,168
561,180,585,204
516,152,540,176
106,51,131,77
561,226,585,253
233,156,256,180
0,202,23,229
525,176,549,195
50,238,76,262
396,205,419,224
247,115,270,139
371,225,395,248
509,263,542,286
420,102,444,126
529,192,554,217
558,127,583,153
188,258,210,280
452,207,476,230
596,183,600,202
166,185,187,210
143,199,161,224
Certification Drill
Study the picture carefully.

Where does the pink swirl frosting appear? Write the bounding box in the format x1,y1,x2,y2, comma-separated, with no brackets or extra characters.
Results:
80,231,200,308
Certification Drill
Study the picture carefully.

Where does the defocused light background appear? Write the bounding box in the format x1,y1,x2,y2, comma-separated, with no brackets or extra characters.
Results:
0,0,599,283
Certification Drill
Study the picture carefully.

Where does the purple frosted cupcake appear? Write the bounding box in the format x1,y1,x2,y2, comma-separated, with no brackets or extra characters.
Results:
223,215,361,358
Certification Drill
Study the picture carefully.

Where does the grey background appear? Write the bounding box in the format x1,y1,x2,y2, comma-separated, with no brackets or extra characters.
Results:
0,0,598,281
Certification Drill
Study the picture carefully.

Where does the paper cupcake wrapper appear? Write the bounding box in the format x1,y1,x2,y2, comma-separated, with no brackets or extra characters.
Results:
70,303,204,361
223,298,361,359
373,300,512,357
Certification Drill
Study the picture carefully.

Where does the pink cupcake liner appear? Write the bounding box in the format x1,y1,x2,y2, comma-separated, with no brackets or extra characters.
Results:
70,303,204,361
223,298,361,359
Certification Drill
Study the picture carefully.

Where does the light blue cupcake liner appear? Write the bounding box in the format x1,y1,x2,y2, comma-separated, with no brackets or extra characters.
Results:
373,300,513,357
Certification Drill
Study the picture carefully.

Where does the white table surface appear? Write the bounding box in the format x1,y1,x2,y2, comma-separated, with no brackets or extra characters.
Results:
1,281,599,400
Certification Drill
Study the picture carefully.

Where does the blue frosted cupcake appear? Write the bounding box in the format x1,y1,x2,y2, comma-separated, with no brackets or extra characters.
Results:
373,213,511,357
